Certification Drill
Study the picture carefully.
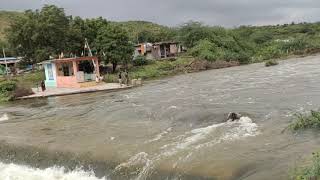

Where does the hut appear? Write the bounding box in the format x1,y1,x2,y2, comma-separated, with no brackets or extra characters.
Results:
40,56,100,88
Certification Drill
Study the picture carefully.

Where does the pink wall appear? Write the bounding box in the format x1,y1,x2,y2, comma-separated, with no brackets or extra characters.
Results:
54,57,100,88
56,76,81,88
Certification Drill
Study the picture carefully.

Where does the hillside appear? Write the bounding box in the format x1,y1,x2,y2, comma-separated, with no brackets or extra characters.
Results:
0,11,23,42
114,21,175,43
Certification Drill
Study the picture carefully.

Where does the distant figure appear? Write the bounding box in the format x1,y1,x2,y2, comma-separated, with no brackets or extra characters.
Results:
118,71,123,86
40,80,46,92
227,112,242,122
125,70,129,85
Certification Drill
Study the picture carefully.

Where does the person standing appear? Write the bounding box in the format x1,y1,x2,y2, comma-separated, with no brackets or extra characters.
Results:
125,70,129,85
118,71,122,86
41,80,46,92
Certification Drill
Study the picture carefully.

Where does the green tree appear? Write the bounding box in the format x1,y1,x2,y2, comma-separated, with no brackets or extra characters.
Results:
7,5,70,64
178,21,213,48
95,24,134,72
189,39,221,61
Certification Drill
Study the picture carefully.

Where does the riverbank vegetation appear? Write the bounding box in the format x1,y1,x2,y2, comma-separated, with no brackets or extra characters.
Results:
292,152,320,180
0,71,44,102
289,110,320,179
1,5,320,101
290,110,320,131
2,5,320,68
265,59,279,67
103,56,239,83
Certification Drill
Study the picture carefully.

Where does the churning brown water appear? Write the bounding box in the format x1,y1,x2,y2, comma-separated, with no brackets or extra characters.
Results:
0,55,320,180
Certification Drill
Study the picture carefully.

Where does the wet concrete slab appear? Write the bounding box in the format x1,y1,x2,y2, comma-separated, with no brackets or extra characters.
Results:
18,83,132,99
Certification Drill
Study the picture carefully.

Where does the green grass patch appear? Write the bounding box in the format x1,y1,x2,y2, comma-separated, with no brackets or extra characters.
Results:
0,71,44,102
290,110,320,131
14,71,45,88
103,57,194,83
265,59,279,67
292,152,320,180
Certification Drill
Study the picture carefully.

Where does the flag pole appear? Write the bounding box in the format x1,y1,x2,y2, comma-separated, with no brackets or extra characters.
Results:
2,47,8,76
84,38,98,81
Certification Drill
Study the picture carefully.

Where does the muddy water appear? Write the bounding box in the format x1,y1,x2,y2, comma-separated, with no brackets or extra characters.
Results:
1,56,320,179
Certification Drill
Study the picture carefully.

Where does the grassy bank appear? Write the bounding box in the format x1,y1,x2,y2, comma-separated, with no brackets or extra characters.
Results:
103,56,239,83
0,71,45,102
292,152,320,180
289,110,320,131
289,110,320,179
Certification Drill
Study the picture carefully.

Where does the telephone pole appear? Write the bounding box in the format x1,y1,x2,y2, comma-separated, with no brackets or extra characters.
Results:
2,47,8,76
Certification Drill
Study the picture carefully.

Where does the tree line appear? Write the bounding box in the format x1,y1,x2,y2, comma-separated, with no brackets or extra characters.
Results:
5,5,320,72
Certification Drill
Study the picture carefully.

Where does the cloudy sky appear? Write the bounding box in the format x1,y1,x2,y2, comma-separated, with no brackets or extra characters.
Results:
1,0,320,27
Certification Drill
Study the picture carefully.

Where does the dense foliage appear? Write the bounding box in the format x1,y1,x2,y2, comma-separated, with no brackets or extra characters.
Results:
6,5,133,69
293,152,320,180
95,24,134,72
7,5,71,64
132,55,150,66
0,80,17,101
265,59,279,67
290,110,320,131
2,5,320,69
115,21,175,43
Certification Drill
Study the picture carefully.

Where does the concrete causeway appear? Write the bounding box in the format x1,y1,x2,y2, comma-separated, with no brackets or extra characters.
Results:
18,83,132,99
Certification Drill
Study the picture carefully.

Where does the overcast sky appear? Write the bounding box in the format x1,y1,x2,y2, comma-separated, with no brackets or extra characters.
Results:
1,0,320,27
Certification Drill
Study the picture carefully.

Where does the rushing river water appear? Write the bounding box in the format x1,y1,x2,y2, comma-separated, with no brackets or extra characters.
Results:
1,56,320,179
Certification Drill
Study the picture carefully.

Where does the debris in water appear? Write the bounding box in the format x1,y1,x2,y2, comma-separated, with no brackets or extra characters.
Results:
227,112,242,121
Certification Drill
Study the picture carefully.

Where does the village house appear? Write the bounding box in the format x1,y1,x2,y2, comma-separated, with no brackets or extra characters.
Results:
0,57,21,74
40,56,100,88
134,42,184,60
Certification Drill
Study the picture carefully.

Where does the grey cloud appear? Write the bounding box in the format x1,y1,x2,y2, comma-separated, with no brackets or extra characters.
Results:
0,0,320,27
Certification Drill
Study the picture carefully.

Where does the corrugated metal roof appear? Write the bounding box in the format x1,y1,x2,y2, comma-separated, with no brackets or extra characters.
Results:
0,57,19,61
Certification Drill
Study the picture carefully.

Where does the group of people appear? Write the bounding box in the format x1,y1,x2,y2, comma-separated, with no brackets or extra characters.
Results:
118,70,129,86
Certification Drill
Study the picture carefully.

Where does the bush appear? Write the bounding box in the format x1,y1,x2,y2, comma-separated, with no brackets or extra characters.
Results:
293,152,320,180
290,111,320,130
189,39,220,61
290,110,320,131
0,80,34,102
265,59,279,67
103,73,118,83
132,55,151,66
0,66,5,75
0,80,17,101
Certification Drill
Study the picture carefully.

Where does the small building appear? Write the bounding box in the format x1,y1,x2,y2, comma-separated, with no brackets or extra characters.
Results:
0,57,21,74
41,56,100,88
134,42,184,60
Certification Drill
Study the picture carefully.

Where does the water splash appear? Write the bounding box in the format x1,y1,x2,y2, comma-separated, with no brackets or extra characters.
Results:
119,117,260,179
0,113,9,122
0,162,107,180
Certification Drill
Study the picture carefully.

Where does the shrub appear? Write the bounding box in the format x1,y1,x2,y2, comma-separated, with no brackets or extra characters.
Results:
293,152,320,180
132,55,151,66
103,73,118,83
0,80,17,101
189,39,220,61
290,110,320,131
157,61,175,71
0,66,5,75
14,85,34,98
223,51,251,64
265,59,279,67
0,80,34,102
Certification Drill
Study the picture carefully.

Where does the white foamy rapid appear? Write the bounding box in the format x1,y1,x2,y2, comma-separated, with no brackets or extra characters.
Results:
0,162,107,180
118,117,260,179
0,113,9,122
